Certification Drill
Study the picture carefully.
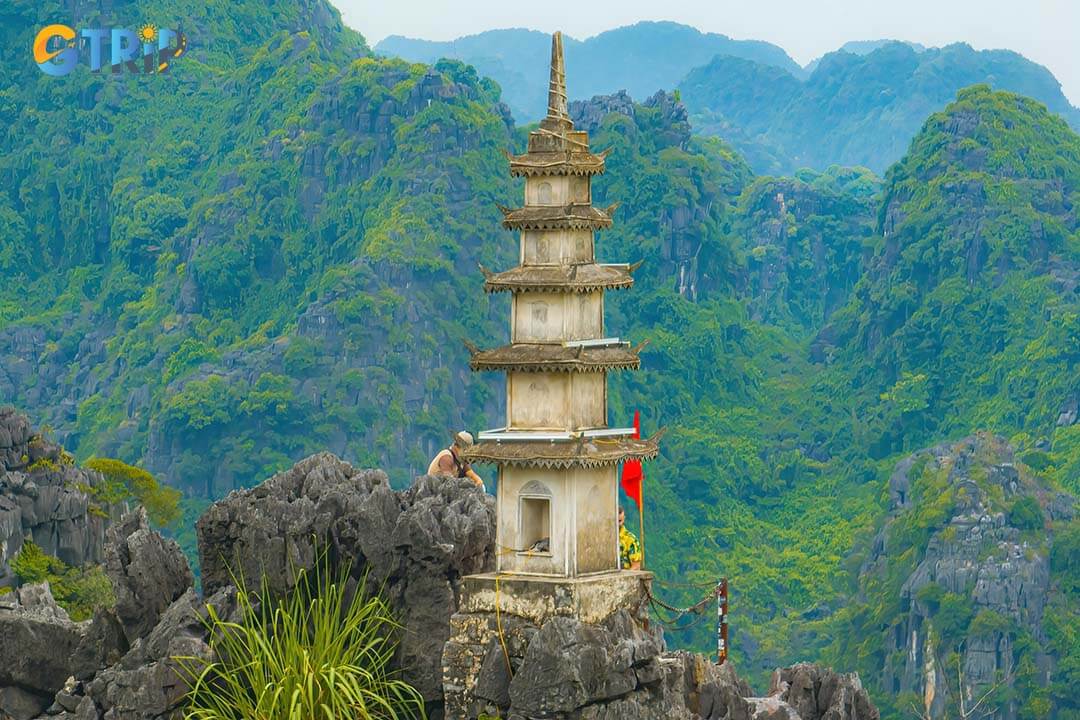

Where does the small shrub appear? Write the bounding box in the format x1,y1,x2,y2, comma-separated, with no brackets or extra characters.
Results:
969,609,1012,639
178,553,425,720
915,582,945,612
1021,450,1054,472
1009,496,1044,531
10,540,114,621
935,592,975,645
27,457,59,473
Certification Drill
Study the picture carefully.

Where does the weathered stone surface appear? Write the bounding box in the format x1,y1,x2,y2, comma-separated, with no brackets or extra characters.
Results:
508,615,640,714
443,569,870,720
80,587,233,720
0,407,33,471
70,607,128,682
0,582,94,718
104,508,194,644
0,407,114,585
0,685,50,720
196,453,496,711
767,664,878,720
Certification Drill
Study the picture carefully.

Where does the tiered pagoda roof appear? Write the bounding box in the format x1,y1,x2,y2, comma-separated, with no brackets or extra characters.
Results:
468,342,644,373
499,203,616,231
480,262,639,293
505,148,609,177
465,434,660,469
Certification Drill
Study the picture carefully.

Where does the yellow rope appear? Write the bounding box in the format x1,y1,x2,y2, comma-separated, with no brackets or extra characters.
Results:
496,543,542,556
494,575,514,679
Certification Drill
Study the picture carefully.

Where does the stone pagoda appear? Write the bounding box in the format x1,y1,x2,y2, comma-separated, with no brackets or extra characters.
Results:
443,32,659,718
464,30,659,578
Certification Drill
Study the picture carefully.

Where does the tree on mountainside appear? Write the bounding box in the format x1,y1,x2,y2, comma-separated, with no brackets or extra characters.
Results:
83,458,181,528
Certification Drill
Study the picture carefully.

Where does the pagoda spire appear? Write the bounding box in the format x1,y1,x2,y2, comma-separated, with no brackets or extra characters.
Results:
542,32,573,132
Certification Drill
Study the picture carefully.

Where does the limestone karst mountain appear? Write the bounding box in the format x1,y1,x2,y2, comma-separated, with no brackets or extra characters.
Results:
376,22,802,122
377,24,1080,174
818,434,1076,719
680,42,1080,173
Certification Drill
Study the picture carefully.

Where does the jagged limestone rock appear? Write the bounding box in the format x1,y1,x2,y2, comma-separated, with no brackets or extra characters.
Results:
104,507,193,644
507,614,643,714
0,583,92,718
196,453,496,711
80,587,234,720
2,449,878,720
0,407,113,583
766,664,878,720
443,569,873,720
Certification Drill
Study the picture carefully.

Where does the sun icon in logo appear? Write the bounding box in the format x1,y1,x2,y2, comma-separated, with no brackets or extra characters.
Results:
137,23,158,44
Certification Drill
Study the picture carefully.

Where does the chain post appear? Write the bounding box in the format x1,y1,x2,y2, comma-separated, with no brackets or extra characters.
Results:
717,578,729,665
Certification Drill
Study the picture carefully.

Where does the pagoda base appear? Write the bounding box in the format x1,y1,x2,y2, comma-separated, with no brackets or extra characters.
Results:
442,570,652,719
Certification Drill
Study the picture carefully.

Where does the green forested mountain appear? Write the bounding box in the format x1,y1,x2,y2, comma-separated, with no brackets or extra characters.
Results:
680,42,1080,174
375,26,1080,176
802,39,927,74
1,2,1079,717
375,22,802,122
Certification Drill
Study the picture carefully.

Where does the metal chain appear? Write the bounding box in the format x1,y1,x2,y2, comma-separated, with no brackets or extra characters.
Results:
643,581,718,618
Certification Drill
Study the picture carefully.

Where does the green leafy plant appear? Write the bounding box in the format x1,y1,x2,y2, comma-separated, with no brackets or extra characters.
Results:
178,553,425,720
10,540,114,621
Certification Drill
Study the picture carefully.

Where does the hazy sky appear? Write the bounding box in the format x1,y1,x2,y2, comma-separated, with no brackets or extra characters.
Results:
335,0,1080,106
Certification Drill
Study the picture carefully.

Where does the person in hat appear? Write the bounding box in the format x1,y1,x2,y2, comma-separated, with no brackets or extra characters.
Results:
427,431,484,489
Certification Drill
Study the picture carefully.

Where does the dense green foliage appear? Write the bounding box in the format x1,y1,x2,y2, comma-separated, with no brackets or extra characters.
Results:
179,556,424,720
2,1,1079,715
0,0,514,501
680,42,1080,173
8,541,114,621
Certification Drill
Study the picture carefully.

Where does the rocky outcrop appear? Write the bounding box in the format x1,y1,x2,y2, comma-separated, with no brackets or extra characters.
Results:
569,89,638,134
73,586,233,720
447,582,877,720
0,407,114,586
2,503,214,720
3,451,877,720
504,610,661,716
104,508,194,645
0,583,92,719
196,453,496,713
859,434,1074,720
763,664,878,720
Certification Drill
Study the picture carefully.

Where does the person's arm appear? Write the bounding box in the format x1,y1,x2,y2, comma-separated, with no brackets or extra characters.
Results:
465,466,484,488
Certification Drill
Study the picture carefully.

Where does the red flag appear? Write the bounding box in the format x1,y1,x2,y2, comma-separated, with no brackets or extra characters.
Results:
620,410,643,509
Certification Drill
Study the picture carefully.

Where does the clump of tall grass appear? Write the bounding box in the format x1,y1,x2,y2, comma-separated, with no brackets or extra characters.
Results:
178,553,425,720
